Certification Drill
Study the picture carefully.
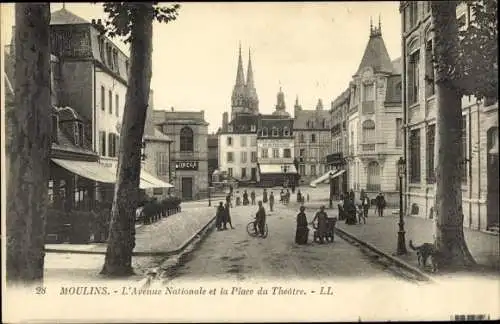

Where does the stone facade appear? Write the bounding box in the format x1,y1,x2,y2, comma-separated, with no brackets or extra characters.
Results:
154,109,209,201
294,98,333,184
344,21,403,206
400,1,499,230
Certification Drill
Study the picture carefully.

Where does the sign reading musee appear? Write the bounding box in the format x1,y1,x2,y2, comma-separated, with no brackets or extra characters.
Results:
175,161,199,170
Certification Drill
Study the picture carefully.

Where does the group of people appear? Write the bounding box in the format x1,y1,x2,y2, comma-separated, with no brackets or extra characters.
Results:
215,201,234,230
339,189,386,225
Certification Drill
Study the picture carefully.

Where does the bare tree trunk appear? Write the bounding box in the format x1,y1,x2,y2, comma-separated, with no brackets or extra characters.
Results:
431,1,476,270
6,3,51,284
101,4,153,276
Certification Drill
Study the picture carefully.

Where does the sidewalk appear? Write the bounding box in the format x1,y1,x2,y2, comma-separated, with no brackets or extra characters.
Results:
44,203,217,282
334,210,500,274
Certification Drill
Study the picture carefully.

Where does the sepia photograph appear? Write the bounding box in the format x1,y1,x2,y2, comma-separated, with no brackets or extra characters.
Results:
1,1,499,322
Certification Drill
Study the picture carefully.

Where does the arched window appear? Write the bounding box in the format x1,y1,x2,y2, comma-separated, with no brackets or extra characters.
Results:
362,119,376,143
272,127,278,137
367,161,381,191
180,127,194,152
299,133,305,143
283,127,290,136
262,127,268,137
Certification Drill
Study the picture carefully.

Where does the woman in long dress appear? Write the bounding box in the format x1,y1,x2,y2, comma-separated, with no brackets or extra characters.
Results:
215,202,224,231
295,206,309,244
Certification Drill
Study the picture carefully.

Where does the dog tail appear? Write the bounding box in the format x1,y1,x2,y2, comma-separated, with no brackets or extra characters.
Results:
408,240,418,251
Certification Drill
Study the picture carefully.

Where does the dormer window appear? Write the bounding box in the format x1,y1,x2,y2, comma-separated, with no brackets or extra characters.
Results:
106,43,113,69
98,37,105,61
272,127,278,137
250,124,256,132
262,127,268,137
228,125,233,132
283,127,290,136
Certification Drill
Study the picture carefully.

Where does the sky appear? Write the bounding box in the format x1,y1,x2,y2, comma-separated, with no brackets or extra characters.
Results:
1,2,402,133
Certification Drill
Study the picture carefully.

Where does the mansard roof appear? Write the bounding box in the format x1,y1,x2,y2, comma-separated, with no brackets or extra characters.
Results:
293,107,330,130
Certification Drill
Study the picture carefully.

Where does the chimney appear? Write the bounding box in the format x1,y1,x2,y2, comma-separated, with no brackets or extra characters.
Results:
171,106,174,112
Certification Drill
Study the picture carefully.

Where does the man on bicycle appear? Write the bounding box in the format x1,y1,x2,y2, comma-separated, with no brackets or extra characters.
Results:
254,200,266,236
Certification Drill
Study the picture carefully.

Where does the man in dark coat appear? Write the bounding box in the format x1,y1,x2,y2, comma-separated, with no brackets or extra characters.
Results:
312,206,328,244
295,206,309,245
254,201,266,236
263,189,268,204
250,190,256,205
223,202,234,229
269,192,275,212
243,190,249,205
215,202,225,231
375,192,386,217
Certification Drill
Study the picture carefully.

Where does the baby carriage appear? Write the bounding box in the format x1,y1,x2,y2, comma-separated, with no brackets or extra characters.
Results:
312,217,337,243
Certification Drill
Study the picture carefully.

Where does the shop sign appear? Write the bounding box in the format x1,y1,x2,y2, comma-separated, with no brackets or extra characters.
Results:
175,161,198,170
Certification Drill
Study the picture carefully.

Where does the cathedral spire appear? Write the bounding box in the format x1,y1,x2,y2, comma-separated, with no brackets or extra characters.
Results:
246,48,255,88
235,42,245,86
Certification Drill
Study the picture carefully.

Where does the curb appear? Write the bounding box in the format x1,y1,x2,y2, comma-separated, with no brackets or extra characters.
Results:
45,216,217,256
334,227,436,283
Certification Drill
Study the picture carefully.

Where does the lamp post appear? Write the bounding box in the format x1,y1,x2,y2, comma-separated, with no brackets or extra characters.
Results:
396,157,407,255
208,186,212,207
329,169,334,209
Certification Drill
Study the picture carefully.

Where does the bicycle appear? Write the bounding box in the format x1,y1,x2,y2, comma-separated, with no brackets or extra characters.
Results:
246,219,268,238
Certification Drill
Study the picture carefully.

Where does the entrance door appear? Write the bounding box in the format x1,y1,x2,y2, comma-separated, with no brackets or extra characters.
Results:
251,168,257,181
181,177,193,201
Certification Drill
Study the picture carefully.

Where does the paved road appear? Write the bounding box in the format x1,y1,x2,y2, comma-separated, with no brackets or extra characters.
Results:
164,201,407,282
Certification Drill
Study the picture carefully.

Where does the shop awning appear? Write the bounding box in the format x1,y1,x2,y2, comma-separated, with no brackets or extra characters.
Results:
52,158,174,189
140,170,174,189
52,158,116,183
259,164,298,175
309,169,346,188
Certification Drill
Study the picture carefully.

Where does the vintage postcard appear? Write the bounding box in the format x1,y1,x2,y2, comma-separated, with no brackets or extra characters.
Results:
2,1,499,322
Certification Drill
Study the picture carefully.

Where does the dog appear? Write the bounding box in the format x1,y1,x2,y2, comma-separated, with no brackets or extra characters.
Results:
409,240,439,272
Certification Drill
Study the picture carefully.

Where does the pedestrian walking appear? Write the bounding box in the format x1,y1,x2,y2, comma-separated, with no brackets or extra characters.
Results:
361,190,370,219
269,192,275,212
285,189,290,204
243,190,249,206
223,202,234,229
297,190,302,204
344,195,357,225
254,201,266,236
295,206,309,245
215,202,225,231
375,192,386,217
226,193,233,208
291,182,296,194
250,190,256,205
263,188,268,204
349,189,355,203
312,206,328,244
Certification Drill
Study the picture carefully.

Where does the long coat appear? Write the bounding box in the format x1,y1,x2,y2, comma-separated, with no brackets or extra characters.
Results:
295,211,309,244
215,206,225,228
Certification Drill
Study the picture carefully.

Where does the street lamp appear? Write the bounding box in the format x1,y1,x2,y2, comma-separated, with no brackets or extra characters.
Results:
329,169,334,209
396,157,407,255
208,186,212,207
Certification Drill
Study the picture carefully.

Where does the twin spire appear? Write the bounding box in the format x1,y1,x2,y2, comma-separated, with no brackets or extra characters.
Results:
232,42,259,113
235,42,255,88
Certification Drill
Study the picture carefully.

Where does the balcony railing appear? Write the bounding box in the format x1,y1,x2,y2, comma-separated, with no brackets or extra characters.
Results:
359,142,387,153
366,183,381,191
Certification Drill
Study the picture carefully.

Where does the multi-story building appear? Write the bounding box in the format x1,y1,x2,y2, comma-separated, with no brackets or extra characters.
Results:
219,113,260,183
294,97,333,184
257,88,297,187
154,108,209,201
207,133,219,186
6,7,171,211
218,45,260,183
346,20,403,205
400,1,498,231
328,87,351,196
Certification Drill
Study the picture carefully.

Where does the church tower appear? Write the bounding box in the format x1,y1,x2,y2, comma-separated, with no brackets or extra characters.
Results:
231,44,247,120
245,48,259,113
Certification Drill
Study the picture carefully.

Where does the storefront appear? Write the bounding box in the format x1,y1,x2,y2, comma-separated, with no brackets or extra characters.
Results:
258,163,297,187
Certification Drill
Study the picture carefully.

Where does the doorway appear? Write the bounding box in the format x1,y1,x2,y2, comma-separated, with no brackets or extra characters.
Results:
181,177,193,201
